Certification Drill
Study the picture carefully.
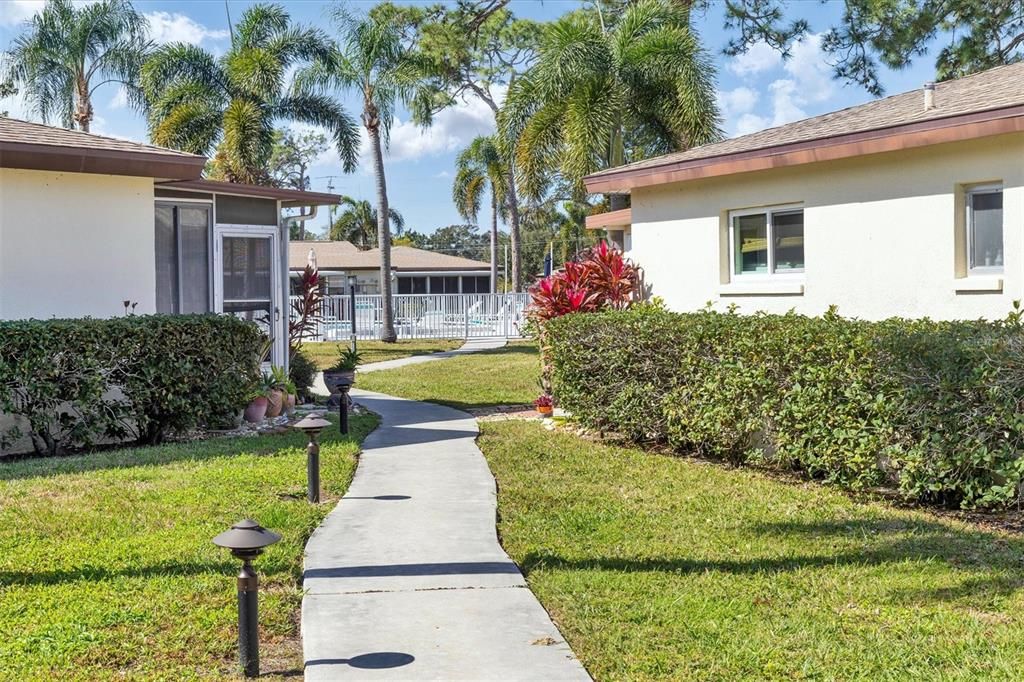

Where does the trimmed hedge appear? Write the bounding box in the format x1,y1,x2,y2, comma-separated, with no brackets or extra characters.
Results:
0,315,264,455
545,303,1024,509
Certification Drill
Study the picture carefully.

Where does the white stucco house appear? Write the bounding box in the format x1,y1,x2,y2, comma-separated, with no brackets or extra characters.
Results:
0,118,341,367
584,62,1024,321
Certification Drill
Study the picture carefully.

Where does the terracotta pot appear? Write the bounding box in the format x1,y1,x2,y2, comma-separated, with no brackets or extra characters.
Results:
537,405,554,417
244,396,269,423
266,389,284,418
323,369,356,394
285,393,297,416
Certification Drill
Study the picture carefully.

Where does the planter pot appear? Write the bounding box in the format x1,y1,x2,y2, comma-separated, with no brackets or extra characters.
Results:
323,369,356,394
244,397,269,423
536,406,554,417
284,393,297,416
266,389,285,418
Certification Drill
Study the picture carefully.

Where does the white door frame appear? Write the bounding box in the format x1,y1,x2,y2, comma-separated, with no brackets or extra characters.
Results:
213,223,285,368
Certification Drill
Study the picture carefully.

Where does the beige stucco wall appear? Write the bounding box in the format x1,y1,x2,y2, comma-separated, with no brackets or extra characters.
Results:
629,132,1024,320
0,168,156,320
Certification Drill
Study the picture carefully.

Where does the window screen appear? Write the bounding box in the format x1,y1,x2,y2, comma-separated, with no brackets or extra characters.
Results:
154,203,211,314
215,195,278,225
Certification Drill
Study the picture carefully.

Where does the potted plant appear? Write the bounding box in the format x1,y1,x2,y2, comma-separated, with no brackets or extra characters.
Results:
284,378,298,416
264,369,286,419
534,394,554,417
323,346,362,394
244,390,269,423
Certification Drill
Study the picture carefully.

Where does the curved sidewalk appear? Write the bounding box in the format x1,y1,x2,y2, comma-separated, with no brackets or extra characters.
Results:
310,338,508,398
301,390,591,680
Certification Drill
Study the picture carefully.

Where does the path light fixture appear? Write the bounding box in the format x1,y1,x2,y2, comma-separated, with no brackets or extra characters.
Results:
336,379,353,435
293,414,331,503
347,274,358,352
212,519,282,678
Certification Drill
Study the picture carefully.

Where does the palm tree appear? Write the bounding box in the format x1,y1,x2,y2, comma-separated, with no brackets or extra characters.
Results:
295,10,429,343
452,136,508,293
330,196,405,249
499,0,721,211
140,4,359,184
4,0,149,132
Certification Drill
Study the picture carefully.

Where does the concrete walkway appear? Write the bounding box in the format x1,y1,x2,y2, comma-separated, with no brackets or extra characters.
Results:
310,338,508,397
301,390,591,680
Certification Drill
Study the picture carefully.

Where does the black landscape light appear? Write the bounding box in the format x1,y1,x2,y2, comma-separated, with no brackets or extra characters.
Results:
293,414,331,503
348,274,358,352
212,519,282,678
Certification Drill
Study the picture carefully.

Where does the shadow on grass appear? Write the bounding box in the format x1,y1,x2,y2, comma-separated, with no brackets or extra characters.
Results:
0,557,238,587
0,417,376,483
519,518,1024,605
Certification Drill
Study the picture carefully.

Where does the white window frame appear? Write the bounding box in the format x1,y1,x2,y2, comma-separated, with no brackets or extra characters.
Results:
728,204,805,280
965,183,1004,275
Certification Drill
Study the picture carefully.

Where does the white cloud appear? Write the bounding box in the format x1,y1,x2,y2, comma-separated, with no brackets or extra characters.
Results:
144,11,229,46
727,41,783,77
1,0,102,27
433,170,451,179
724,34,834,136
734,112,771,137
716,86,758,119
108,85,129,110
0,1,45,27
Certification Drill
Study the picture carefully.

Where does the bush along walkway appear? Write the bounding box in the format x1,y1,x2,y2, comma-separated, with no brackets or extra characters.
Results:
301,390,590,680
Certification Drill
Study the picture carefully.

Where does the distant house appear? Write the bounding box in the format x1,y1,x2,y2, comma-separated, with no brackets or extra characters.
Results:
289,240,493,295
0,118,341,367
583,63,1024,321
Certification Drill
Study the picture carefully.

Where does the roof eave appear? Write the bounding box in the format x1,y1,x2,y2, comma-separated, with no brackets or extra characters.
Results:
158,179,341,205
584,104,1024,194
0,141,205,180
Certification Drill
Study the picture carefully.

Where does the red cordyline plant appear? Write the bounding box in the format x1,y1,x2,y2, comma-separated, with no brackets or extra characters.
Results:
289,264,322,351
528,241,640,322
529,241,640,397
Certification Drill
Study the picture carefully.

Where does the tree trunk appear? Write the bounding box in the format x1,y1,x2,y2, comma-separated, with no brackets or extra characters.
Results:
368,121,397,343
74,76,91,132
507,167,523,291
476,86,523,291
490,193,498,294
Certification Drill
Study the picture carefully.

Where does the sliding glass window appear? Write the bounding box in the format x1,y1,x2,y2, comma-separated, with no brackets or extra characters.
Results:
730,206,804,277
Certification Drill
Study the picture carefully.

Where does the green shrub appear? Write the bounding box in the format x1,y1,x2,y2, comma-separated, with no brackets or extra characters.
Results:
0,315,263,454
545,304,1024,509
288,348,318,400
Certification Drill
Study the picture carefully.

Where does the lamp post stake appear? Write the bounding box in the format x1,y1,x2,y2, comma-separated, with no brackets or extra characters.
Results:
293,416,330,504
237,559,260,677
339,385,351,435
307,432,321,504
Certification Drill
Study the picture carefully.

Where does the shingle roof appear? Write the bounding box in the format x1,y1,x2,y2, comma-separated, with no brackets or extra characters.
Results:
0,117,205,179
0,117,199,157
290,241,490,272
588,62,1024,179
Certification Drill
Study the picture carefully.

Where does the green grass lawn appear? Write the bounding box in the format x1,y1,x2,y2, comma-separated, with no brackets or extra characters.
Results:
0,415,376,680
301,339,462,370
479,420,1024,681
356,341,540,410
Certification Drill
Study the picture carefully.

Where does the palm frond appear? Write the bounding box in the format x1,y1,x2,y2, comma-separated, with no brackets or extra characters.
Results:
274,93,360,173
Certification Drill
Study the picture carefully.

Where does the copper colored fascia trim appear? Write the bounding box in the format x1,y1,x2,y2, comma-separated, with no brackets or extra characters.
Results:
585,208,632,229
0,141,205,179
158,179,341,205
584,105,1024,193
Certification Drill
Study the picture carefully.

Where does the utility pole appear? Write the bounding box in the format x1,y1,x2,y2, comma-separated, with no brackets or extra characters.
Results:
326,179,336,239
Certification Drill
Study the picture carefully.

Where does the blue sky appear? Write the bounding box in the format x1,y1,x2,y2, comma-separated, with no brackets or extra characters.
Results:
1,1,942,236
